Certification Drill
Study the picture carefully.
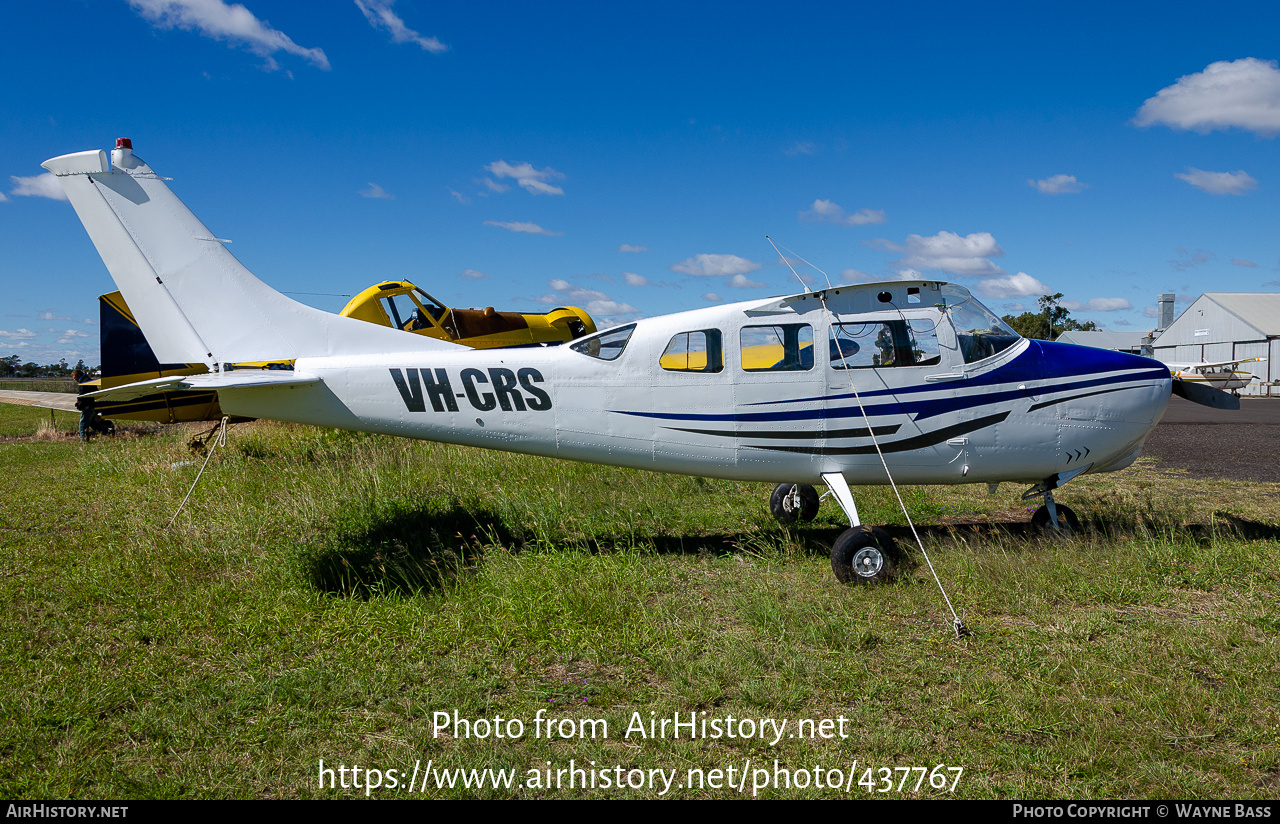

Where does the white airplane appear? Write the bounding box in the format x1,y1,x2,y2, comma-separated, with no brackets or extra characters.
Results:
41,139,1232,585
1165,358,1265,395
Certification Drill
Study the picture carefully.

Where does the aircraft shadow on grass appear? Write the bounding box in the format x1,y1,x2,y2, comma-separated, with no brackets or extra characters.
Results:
300,503,1280,598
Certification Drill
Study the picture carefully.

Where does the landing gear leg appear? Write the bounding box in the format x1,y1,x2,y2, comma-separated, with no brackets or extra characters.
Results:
821,472,901,584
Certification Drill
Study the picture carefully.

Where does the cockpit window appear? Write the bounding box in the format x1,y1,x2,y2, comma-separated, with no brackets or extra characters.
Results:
661,330,724,373
571,324,636,360
830,319,940,369
741,324,814,372
413,289,448,322
947,300,1021,364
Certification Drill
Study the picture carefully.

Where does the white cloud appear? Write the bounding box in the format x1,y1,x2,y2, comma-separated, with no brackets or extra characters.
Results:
1232,258,1258,268
623,272,648,287
448,187,470,204
354,0,447,54
359,182,394,199
0,192,7,202
10,173,67,201
701,293,723,303
1062,298,1133,312
479,178,509,194
726,274,767,288
484,221,561,236
126,0,330,70
880,231,1005,276
618,244,647,253
1174,167,1257,195
484,161,564,196
545,279,637,318
1028,174,1087,195
0,329,37,340
460,269,490,280
799,199,886,226
39,312,71,321
1133,58,1280,137
839,269,876,284
669,253,761,277
975,272,1050,299
783,141,816,156
1085,298,1133,312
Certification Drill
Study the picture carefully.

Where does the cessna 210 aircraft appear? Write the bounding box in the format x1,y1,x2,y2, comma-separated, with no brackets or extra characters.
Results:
41,139,1235,584
1166,357,1265,394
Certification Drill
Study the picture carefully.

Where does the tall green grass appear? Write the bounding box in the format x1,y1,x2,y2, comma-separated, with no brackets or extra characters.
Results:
1,409,1277,798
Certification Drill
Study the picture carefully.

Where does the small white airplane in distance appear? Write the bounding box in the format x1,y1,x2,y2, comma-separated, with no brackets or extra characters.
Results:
1165,358,1265,395
40,140,1236,585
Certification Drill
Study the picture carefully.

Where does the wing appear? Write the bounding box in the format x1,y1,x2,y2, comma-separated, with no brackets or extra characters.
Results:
0,390,81,412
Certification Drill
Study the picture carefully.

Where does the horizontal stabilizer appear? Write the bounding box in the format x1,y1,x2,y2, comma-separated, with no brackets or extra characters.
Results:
1172,378,1240,410
86,371,320,403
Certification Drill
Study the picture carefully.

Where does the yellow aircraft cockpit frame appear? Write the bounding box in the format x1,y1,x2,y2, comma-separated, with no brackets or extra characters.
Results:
340,281,596,349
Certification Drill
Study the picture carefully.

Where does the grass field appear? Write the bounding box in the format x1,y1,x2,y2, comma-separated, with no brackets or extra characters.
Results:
2,404,1278,799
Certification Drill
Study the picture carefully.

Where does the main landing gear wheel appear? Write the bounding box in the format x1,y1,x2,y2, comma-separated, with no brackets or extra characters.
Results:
1031,503,1081,535
770,483,819,525
831,526,900,585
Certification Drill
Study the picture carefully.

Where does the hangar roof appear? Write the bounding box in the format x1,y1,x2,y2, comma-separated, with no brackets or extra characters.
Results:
1202,293,1280,336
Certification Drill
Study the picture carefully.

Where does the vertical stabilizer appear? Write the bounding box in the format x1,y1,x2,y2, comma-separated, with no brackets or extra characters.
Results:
43,140,454,365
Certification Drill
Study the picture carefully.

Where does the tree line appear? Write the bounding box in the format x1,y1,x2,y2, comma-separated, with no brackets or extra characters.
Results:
1000,293,1097,341
1,355,96,379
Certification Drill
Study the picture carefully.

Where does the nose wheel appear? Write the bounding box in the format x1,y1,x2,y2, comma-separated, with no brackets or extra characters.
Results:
1031,502,1080,535
1024,483,1081,536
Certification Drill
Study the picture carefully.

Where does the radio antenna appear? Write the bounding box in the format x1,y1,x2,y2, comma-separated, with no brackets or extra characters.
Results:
766,236,833,291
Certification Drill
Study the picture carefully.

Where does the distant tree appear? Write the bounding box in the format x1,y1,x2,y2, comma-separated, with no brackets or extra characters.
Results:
0,355,18,377
1001,293,1097,340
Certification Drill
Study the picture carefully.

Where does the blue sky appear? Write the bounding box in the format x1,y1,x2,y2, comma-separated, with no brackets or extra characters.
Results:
4,0,1280,367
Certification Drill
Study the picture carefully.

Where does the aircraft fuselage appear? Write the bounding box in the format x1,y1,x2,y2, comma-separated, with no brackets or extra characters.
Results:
220,283,1172,487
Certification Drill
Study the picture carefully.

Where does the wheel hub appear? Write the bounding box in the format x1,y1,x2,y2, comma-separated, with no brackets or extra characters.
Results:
852,546,884,577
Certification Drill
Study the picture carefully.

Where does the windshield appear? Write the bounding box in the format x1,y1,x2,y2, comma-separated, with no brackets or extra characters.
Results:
947,297,1021,364
571,325,635,361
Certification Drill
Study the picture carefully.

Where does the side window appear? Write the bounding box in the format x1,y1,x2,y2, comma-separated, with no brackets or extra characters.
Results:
741,325,813,372
660,330,724,373
830,320,941,369
571,324,635,361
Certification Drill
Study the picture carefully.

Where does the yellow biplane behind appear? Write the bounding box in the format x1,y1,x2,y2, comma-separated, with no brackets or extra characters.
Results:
341,281,594,349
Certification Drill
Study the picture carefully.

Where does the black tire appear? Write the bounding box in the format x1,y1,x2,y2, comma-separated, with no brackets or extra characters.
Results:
1031,503,1081,535
831,526,896,584
770,483,819,524
870,526,905,566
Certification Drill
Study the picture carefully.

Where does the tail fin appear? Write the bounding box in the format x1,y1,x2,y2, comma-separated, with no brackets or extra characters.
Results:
43,140,454,366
